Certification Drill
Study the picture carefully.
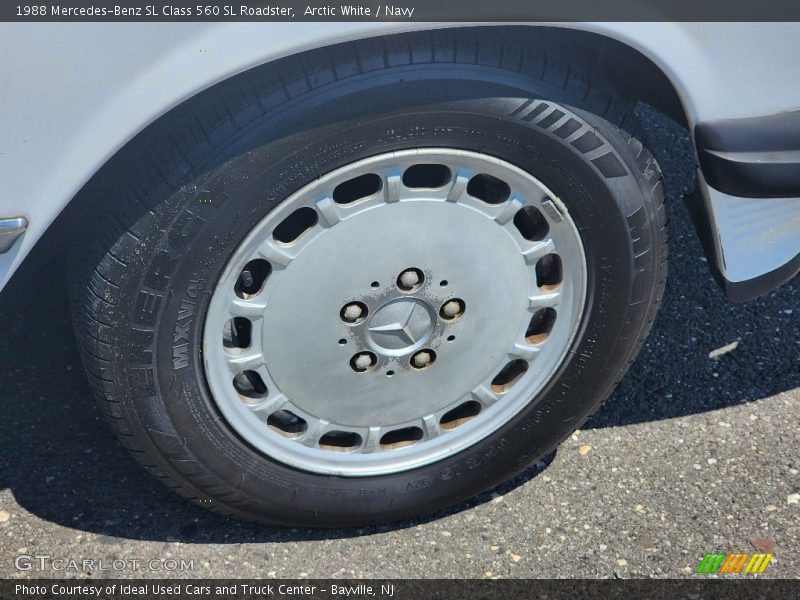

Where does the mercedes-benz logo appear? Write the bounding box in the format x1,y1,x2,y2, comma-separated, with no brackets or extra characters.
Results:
366,298,435,354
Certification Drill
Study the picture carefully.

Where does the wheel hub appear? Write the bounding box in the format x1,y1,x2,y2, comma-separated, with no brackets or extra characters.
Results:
366,297,435,355
203,149,587,476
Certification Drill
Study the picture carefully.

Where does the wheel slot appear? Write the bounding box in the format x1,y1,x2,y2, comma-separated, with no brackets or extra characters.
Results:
514,205,550,241
223,317,252,349
490,359,528,394
267,410,307,437
439,401,482,431
379,426,424,449
233,370,268,400
333,173,383,204
402,164,451,188
272,206,318,244
526,308,556,345
318,431,362,452
536,254,562,291
234,259,271,299
467,173,511,204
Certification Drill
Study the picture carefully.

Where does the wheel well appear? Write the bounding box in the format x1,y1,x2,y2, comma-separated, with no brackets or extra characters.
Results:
83,25,688,189
526,27,689,128
53,25,688,264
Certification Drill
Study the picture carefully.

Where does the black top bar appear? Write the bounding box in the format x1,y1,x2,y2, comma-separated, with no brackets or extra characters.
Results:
4,0,800,22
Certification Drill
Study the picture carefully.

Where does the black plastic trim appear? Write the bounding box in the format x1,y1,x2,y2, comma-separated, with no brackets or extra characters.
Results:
695,110,800,198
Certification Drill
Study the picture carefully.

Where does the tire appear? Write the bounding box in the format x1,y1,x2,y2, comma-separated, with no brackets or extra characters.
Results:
69,29,666,526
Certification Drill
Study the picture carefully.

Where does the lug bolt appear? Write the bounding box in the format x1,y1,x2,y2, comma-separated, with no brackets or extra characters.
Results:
344,304,362,320
340,301,368,324
239,269,254,289
350,352,377,372
440,298,465,320
411,349,436,370
413,352,431,368
397,268,424,291
400,270,419,288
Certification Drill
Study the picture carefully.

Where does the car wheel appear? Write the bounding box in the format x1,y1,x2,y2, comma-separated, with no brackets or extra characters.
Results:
69,31,666,526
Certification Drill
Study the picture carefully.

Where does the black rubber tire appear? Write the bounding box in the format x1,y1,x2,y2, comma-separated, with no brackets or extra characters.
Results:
68,29,667,527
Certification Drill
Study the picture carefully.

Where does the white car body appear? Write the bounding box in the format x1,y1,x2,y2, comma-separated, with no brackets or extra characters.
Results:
1,22,800,296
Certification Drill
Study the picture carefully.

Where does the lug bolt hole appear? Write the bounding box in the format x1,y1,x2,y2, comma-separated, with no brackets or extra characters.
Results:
410,349,436,370
440,298,466,321
386,370,395,377
439,280,448,287
350,352,377,373
338,338,347,346
340,301,368,324
370,281,380,289
397,268,424,292
447,335,456,342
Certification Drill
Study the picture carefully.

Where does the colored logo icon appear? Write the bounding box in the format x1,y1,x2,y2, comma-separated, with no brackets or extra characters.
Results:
696,552,773,574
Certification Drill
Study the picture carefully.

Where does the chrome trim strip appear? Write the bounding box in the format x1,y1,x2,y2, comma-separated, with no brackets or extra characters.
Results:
0,217,28,254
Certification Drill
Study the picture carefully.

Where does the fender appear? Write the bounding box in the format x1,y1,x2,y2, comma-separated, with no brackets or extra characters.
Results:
1,22,799,296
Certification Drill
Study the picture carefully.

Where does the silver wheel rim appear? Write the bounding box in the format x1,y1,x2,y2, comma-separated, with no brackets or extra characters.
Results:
203,149,587,476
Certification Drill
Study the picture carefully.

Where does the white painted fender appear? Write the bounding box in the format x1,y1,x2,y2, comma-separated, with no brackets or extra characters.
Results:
1,22,799,290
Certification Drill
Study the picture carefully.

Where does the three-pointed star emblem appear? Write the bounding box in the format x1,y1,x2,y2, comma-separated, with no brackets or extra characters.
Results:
366,298,434,350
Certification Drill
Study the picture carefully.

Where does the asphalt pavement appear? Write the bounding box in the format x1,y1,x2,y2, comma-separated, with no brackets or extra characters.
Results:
1,106,798,579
